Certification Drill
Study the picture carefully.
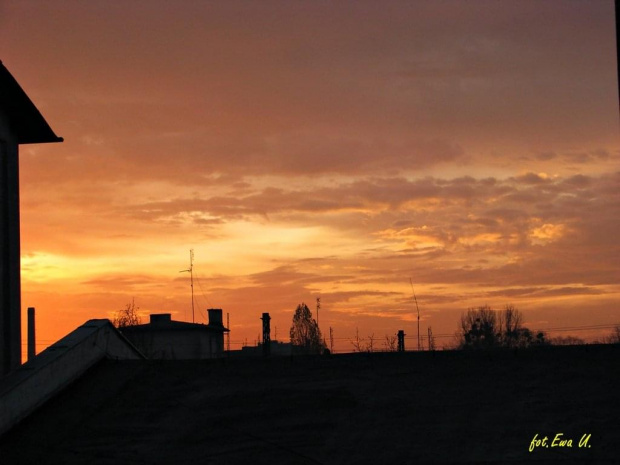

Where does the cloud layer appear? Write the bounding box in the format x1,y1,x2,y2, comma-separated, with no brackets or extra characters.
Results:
1,1,618,351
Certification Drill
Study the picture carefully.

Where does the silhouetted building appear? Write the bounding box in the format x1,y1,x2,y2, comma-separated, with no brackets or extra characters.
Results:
0,319,143,435
120,310,229,360
239,340,293,357
0,61,63,376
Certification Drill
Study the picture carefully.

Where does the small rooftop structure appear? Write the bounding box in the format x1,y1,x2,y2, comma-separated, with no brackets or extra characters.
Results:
120,309,229,360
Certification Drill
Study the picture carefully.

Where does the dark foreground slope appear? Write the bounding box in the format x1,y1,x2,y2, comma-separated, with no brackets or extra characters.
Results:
1,345,618,464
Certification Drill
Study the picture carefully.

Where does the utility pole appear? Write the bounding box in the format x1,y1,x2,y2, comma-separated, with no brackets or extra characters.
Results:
329,326,334,353
226,312,230,353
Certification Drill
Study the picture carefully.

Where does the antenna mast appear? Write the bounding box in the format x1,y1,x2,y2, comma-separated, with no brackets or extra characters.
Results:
227,312,230,353
410,278,420,351
180,249,195,323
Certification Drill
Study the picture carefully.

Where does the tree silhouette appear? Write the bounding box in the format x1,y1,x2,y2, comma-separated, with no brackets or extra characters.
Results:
551,335,586,346
460,305,498,349
112,299,141,328
458,305,545,349
350,327,364,352
607,325,620,344
290,302,326,354
384,334,397,352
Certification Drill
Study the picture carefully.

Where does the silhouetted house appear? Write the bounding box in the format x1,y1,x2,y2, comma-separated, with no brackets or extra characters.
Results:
120,309,229,360
0,61,63,376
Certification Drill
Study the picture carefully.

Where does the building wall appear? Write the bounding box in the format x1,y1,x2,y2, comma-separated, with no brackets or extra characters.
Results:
239,341,293,357
0,109,21,376
125,329,224,360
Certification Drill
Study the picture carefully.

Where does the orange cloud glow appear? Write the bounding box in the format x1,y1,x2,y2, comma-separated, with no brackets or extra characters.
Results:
0,1,618,356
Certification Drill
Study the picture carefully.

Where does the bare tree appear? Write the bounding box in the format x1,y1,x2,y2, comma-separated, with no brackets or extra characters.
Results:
366,333,376,353
458,304,544,349
550,335,586,346
350,328,365,352
605,325,620,344
113,299,141,328
427,328,436,352
459,305,498,349
498,304,525,348
384,334,397,352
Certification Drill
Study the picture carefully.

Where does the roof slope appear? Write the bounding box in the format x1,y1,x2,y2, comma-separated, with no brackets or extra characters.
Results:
0,61,63,144
0,320,143,436
0,345,618,464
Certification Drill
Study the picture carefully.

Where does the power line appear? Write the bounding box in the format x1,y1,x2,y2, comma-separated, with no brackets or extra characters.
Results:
179,249,195,323
194,272,215,309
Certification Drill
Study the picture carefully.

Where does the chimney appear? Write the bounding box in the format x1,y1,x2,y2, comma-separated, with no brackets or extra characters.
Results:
207,309,223,327
397,330,405,352
27,307,35,361
150,314,172,325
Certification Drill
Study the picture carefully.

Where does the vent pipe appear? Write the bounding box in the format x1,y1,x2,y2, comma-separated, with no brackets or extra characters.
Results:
397,330,405,352
27,307,35,361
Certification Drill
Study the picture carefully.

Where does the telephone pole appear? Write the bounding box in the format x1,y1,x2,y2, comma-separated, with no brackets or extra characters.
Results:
226,312,230,353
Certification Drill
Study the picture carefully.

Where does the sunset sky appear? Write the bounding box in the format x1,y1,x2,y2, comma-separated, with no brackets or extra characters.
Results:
1,1,618,354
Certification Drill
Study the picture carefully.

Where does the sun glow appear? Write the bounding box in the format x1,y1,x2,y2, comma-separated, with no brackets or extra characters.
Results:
530,223,566,244
21,252,111,283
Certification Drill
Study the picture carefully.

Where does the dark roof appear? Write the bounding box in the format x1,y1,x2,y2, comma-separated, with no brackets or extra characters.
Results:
121,319,229,333
0,61,63,144
0,345,619,464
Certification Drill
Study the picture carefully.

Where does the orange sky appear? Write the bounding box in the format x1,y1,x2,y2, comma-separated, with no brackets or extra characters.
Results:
1,1,618,354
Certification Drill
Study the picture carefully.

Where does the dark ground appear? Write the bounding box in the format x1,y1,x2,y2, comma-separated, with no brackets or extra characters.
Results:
1,344,618,464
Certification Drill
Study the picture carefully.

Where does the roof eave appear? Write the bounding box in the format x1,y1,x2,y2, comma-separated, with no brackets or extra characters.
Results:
0,61,64,145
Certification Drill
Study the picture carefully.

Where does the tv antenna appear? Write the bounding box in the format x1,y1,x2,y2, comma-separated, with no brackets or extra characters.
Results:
409,278,420,351
180,249,195,323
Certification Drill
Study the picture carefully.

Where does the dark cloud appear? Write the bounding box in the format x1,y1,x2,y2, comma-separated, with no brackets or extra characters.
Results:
484,286,605,299
535,151,557,161
82,275,166,290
